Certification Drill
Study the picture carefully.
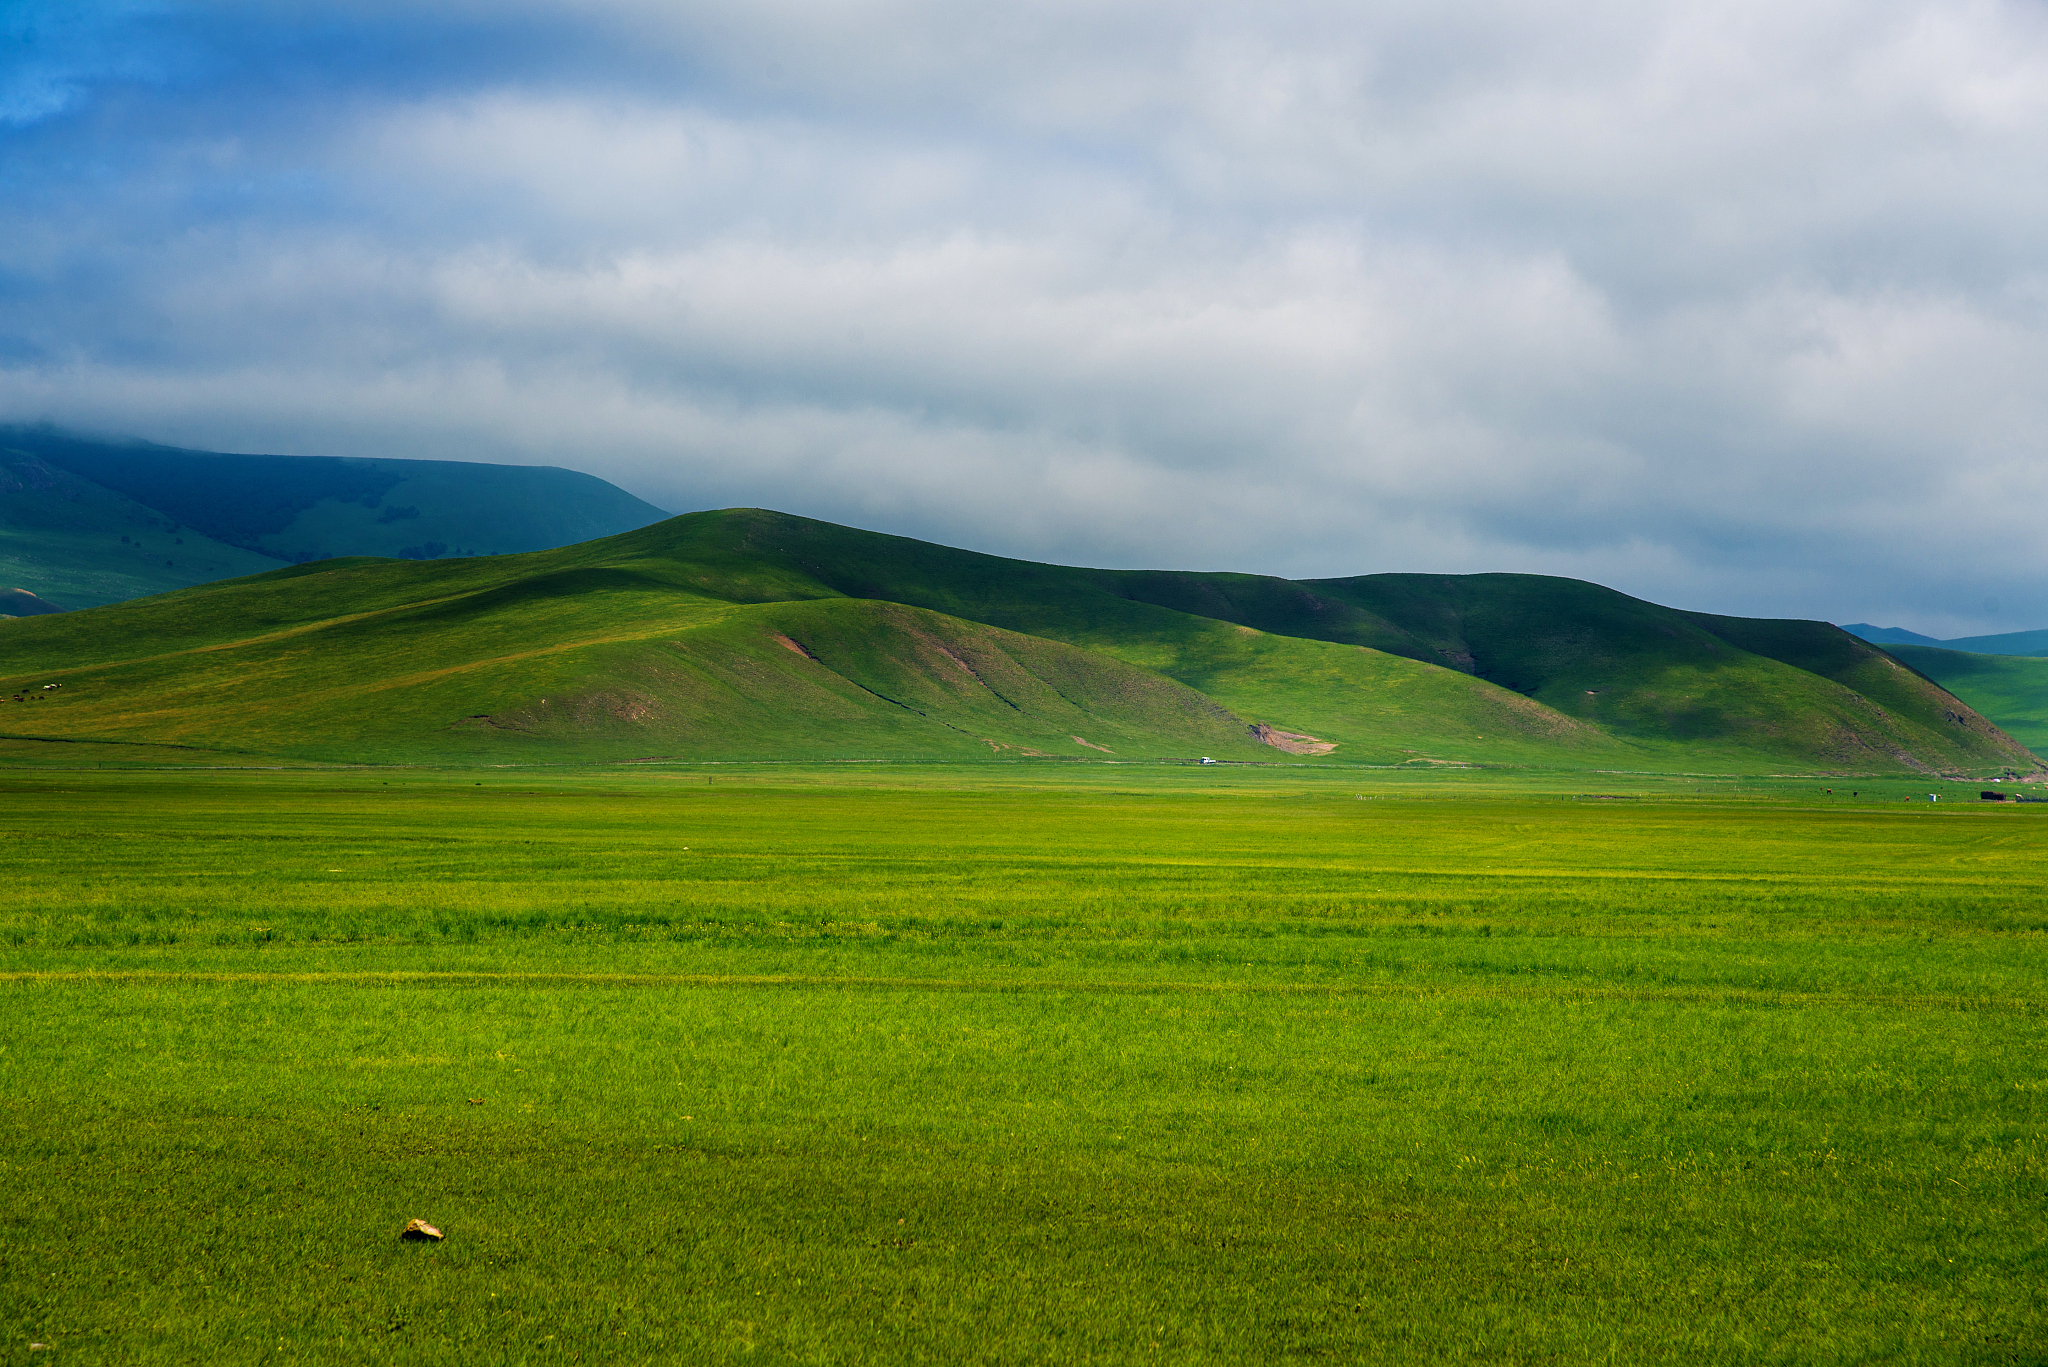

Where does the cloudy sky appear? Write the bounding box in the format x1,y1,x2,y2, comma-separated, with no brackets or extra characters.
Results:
5,1,2048,634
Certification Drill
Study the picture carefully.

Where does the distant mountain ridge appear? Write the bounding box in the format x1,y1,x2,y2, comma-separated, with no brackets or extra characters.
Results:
1942,628,2048,656
1840,623,1945,646
1838,625,2048,748
0,426,670,608
0,507,2031,774
1842,622,2048,656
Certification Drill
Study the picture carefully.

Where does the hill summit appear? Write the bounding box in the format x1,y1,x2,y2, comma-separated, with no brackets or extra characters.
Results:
0,508,2032,774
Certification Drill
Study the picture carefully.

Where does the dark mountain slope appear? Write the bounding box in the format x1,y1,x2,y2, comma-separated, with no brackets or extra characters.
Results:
0,447,283,607
1841,623,1944,646
1940,627,2048,657
0,427,671,606
1,589,63,617
1842,622,2048,658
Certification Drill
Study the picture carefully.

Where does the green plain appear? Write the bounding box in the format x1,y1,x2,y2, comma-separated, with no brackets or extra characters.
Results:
2,763,2044,1364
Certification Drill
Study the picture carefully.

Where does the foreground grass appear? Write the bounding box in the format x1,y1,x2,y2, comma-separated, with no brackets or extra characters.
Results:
2,767,2044,1363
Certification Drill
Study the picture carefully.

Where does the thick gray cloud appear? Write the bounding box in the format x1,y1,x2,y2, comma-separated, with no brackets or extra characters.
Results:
5,0,2048,633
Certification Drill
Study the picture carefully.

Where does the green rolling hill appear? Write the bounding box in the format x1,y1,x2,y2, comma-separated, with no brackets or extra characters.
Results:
1885,645,2048,756
0,508,2033,773
0,427,671,609
547,510,2027,772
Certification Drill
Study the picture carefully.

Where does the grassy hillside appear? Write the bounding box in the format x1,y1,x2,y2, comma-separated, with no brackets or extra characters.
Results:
1238,572,2020,772
0,588,1277,764
0,447,284,607
1064,565,2010,774
1675,610,2023,772
0,507,2033,772
0,427,671,607
561,510,2034,772
0,544,1620,766
1886,644,2048,755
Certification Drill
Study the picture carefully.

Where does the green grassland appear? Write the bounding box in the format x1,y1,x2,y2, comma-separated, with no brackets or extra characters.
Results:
1890,645,2048,757
1,508,2032,775
2,764,2044,1363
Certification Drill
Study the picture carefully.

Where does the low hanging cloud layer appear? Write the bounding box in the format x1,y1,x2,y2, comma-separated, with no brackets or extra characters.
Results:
5,1,2048,633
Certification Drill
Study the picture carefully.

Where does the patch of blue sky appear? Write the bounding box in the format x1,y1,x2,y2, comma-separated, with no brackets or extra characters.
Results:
4,4,653,134
0,1,205,128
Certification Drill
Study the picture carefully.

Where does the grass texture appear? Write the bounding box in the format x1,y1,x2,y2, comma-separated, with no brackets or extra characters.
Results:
2,765,2044,1363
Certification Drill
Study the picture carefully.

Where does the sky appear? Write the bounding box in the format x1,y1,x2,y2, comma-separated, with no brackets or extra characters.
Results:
5,1,2048,635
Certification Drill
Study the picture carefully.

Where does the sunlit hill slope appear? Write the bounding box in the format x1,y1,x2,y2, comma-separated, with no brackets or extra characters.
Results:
0,509,2031,772
1884,645,2048,757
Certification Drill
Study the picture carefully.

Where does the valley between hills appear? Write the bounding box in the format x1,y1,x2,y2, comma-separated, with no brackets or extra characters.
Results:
0,506,2034,775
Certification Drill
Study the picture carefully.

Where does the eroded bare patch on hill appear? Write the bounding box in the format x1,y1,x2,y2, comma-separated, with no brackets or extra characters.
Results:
1251,723,1337,755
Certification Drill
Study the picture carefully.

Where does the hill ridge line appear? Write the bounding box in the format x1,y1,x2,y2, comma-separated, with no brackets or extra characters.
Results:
3,505,2036,772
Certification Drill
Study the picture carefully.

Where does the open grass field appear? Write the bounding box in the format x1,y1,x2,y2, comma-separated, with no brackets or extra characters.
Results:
3,763,2045,1363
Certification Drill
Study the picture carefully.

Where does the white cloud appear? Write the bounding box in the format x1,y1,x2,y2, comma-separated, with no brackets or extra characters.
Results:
5,0,2048,634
